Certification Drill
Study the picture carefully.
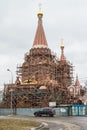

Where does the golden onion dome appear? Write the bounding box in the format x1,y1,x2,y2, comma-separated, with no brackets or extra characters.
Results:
39,86,47,90
60,44,64,49
60,38,64,49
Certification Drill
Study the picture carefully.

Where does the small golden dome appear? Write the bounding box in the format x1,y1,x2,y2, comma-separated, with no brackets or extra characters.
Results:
60,38,64,49
39,86,47,90
60,44,64,49
37,12,43,18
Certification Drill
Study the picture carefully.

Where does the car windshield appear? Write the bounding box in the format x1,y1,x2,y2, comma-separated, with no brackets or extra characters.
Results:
42,108,51,111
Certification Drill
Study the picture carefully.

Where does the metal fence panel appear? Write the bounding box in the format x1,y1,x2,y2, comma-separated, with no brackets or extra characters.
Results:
70,104,87,116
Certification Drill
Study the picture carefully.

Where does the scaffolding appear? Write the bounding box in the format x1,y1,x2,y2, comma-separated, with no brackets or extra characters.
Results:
2,9,74,108
3,47,73,108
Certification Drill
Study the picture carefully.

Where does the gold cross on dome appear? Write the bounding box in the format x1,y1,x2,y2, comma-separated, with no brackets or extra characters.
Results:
61,38,64,45
38,3,42,13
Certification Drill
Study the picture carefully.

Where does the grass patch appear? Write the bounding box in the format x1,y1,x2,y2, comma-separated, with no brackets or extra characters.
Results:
0,118,41,130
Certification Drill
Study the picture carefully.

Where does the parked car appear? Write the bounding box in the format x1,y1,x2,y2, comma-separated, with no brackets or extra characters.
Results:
34,107,55,117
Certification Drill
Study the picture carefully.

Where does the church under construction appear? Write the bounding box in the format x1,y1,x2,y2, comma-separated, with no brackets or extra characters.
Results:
2,8,83,108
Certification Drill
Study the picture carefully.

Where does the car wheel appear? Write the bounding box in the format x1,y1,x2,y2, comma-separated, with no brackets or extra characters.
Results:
34,113,38,117
49,114,53,117
39,114,42,117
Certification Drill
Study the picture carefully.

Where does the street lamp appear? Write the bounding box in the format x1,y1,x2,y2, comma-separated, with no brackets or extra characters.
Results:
7,69,13,83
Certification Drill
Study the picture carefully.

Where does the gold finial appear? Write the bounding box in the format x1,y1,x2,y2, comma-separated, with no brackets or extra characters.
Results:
37,3,43,18
60,38,66,61
60,38,64,49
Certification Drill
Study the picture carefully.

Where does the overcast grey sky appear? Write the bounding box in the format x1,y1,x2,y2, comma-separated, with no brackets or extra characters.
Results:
0,0,87,88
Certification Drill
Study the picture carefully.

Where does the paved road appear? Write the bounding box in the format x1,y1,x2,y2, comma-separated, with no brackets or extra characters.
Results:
34,116,83,130
24,116,86,130
58,116,87,130
0,115,87,130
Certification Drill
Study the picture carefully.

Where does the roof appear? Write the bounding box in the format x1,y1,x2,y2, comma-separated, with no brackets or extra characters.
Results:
75,75,80,87
32,12,48,48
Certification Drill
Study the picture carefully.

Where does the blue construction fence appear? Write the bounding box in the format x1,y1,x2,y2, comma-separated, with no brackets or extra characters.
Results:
55,104,87,116
0,104,87,116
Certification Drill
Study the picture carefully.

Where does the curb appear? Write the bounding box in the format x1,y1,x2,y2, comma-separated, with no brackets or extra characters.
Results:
29,122,48,130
